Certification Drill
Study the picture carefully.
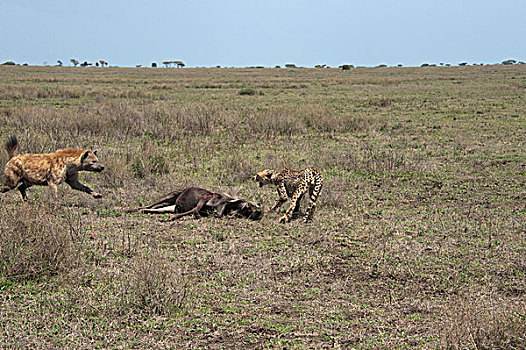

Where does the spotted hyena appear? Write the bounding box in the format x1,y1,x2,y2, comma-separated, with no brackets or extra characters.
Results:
1,135,104,200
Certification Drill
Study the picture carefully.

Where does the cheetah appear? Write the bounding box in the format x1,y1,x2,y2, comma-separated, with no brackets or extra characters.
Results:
254,167,323,223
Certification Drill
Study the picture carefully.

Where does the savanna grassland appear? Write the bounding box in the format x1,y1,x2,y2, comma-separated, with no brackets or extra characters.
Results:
0,65,525,349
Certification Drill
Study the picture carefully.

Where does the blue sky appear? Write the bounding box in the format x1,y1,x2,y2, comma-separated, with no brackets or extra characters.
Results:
1,0,524,67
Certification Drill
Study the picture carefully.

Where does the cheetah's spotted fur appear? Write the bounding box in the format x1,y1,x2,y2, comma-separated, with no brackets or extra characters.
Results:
254,167,323,223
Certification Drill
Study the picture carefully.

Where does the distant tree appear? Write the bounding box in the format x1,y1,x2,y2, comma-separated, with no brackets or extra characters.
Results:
518,61,526,65
275,65,281,68
175,60,185,68
99,60,108,67
151,62,157,68
1,61,16,66
340,64,353,70
162,61,172,67
315,65,322,68
70,59,79,67
502,59,516,65
397,64,403,67
445,63,451,67
80,61,92,67
57,60,63,66
136,64,142,68
285,63,296,68
421,63,430,67
376,64,387,68
458,62,468,66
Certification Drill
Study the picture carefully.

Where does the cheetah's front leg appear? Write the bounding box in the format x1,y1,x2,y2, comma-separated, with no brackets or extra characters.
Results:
279,186,305,223
271,183,288,212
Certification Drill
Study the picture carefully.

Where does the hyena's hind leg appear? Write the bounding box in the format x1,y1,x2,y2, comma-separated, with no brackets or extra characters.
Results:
1,169,23,198
17,182,30,200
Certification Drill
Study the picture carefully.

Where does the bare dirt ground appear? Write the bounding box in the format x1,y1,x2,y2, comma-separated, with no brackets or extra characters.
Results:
0,65,525,349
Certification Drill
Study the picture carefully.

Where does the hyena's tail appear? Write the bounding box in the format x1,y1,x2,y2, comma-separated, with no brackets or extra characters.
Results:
5,135,18,160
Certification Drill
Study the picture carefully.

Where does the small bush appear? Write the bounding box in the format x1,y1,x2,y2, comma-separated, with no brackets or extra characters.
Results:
239,87,256,96
120,250,191,316
440,293,526,349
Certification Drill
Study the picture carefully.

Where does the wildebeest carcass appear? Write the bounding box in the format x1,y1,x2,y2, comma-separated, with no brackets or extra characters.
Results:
130,187,263,220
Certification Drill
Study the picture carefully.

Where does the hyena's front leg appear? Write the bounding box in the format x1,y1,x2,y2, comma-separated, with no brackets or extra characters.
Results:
66,174,102,198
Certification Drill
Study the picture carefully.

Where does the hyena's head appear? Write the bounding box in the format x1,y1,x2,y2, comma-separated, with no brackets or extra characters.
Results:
253,169,275,188
81,150,105,172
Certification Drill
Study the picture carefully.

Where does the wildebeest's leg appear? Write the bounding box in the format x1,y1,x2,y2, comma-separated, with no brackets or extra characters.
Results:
140,205,177,214
136,191,183,210
170,198,208,220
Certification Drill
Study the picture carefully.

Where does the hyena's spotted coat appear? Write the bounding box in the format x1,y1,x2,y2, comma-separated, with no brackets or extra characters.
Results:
1,135,104,200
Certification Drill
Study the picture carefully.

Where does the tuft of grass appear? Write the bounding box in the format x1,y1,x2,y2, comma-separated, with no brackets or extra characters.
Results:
0,202,86,279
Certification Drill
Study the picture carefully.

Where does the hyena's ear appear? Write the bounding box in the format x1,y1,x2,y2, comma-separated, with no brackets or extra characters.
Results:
81,151,90,162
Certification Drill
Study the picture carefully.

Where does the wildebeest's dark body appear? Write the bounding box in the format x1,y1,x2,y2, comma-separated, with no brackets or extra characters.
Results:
133,187,263,220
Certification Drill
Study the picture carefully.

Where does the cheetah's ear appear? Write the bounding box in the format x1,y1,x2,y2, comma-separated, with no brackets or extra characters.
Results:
93,150,98,156
264,170,274,179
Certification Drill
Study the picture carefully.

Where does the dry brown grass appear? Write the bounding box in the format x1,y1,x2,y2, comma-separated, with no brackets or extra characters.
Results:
0,202,85,279
0,65,524,349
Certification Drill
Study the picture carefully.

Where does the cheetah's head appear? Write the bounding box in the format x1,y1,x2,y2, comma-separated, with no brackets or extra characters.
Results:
253,169,274,187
